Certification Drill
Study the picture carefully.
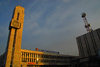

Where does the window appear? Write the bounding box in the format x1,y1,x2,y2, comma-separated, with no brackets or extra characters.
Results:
17,13,20,20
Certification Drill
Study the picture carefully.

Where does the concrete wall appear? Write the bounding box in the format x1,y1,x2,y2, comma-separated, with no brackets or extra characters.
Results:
76,28,100,57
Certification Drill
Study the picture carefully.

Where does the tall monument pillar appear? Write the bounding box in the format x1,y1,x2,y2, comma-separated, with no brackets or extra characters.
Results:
5,6,24,67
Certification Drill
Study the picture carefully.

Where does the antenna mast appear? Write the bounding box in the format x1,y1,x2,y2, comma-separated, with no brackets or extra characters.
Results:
81,12,92,32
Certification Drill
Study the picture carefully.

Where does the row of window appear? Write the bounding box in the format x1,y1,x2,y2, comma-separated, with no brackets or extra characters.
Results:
22,58,70,63
21,52,39,58
41,59,69,63
21,52,72,60
22,58,37,62
27,65,39,67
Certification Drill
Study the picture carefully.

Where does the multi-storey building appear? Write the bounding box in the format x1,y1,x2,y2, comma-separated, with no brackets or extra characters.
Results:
21,49,76,67
76,28,100,57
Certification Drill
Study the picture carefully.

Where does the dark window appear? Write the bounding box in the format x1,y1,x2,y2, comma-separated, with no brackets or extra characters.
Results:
17,13,20,20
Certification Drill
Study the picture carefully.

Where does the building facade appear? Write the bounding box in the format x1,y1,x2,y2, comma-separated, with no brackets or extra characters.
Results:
21,49,76,67
76,28,100,57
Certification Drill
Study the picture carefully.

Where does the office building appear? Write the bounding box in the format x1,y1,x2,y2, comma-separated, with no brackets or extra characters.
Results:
76,28,100,57
21,49,76,67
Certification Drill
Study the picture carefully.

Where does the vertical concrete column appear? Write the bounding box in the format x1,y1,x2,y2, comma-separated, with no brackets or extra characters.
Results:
29,53,30,62
5,6,24,67
5,29,16,67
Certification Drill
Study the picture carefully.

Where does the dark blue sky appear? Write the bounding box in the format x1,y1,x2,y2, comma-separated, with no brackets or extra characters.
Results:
0,0,100,56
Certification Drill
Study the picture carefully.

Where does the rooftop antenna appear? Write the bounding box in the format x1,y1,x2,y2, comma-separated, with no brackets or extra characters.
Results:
81,12,93,32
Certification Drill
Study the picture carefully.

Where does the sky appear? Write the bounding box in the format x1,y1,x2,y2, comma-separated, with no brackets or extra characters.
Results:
0,0,100,56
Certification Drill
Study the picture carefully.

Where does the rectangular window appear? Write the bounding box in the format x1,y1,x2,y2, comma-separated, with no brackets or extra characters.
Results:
17,13,19,20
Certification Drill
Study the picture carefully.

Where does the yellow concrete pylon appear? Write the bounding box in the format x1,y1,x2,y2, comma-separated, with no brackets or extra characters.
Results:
5,6,24,67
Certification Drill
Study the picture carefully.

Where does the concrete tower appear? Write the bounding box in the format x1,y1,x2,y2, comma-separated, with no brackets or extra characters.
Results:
5,6,24,67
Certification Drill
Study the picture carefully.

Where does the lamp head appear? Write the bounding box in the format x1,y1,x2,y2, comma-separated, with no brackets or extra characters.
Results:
82,12,86,18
